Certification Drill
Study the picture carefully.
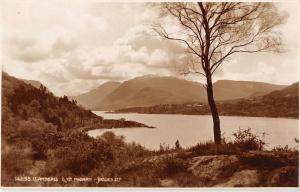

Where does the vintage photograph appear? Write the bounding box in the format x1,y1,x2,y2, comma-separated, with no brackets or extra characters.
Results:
1,1,299,188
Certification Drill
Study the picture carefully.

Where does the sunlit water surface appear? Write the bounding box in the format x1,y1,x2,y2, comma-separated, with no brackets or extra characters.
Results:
88,111,299,150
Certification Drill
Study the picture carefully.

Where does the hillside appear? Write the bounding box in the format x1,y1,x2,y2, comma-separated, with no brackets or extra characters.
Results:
2,72,102,132
213,80,286,100
70,81,121,109
1,72,151,186
263,82,299,98
115,82,299,118
96,76,206,110
2,72,149,132
72,75,285,110
22,79,43,89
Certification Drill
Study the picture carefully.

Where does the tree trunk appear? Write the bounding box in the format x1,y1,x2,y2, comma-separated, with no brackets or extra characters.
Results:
206,74,222,144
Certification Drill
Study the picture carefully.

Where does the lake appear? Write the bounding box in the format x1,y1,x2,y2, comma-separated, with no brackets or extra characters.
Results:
88,111,299,150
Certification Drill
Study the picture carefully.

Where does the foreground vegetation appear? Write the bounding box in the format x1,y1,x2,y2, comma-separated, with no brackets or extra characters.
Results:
1,72,150,186
2,126,298,187
1,73,298,187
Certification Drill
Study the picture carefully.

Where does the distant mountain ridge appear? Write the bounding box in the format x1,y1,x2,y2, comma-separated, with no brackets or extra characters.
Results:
72,75,287,110
263,82,299,98
70,81,121,109
213,80,286,100
97,76,206,110
115,82,299,118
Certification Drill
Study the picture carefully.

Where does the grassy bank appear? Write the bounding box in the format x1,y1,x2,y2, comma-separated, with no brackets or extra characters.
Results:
2,127,298,187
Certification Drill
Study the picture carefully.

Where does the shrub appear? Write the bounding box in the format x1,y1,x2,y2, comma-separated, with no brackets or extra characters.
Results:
160,157,188,177
100,131,125,147
46,133,114,176
188,141,240,156
232,128,266,151
175,140,182,150
240,152,285,168
272,145,294,153
159,143,171,153
1,143,34,186
189,128,267,156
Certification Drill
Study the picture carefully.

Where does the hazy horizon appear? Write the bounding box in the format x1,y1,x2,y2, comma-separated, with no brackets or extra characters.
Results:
1,1,299,96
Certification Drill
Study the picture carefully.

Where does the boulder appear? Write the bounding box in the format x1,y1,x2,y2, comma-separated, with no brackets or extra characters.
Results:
240,151,298,168
159,179,178,187
143,152,192,163
267,166,298,187
214,169,260,187
188,155,239,183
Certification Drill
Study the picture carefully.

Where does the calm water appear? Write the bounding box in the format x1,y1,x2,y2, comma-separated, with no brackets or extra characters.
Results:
88,111,299,150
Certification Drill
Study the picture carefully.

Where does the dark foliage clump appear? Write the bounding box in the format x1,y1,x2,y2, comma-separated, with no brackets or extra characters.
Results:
232,128,266,151
7,83,102,131
160,157,188,177
189,128,267,156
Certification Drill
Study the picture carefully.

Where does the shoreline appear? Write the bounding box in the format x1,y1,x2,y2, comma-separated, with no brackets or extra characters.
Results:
108,111,299,119
77,119,155,133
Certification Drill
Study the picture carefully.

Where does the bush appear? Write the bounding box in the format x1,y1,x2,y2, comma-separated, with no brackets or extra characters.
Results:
45,132,115,176
189,128,267,156
175,140,182,150
100,131,125,147
272,145,295,153
160,157,188,177
1,143,34,186
232,128,266,151
189,141,240,156
240,152,286,168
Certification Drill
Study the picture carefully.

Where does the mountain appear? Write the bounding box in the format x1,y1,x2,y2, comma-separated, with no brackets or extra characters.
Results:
93,75,207,110
218,82,299,118
73,75,286,110
2,72,148,132
213,80,286,100
19,76,52,93
116,82,299,118
263,82,299,98
21,79,43,89
70,81,121,109
2,72,102,132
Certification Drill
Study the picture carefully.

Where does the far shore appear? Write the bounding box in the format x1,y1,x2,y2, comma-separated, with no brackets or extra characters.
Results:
105,110,299,119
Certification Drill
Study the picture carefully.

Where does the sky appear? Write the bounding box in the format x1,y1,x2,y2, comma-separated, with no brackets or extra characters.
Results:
1,1,299,96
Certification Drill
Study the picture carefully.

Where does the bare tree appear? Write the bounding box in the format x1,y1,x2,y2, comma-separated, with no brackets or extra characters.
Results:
153,2,287,144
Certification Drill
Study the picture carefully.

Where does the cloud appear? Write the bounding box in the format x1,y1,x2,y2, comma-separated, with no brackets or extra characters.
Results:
2,1,299,96
6,37,49,63
51,37,77,57
39,71,69,83
6,35,78,63
113,24,186,71
116,25,184,54
47,79,105,96
63,56,126,81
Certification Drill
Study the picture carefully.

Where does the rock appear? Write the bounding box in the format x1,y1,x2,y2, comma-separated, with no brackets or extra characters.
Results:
143,153,177,163
188,155,239,183
214,169,260,187
267,166,298,187
142,152,192,163
28,160,46,176
240,151,298,168
159,179,178,187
